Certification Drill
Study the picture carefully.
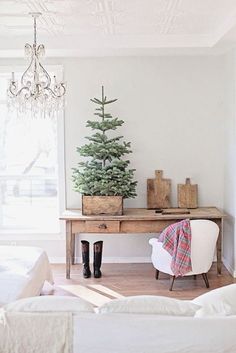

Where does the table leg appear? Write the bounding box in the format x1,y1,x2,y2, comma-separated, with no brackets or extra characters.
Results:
71,233,75,265
216,219,223,275
66,220,72,279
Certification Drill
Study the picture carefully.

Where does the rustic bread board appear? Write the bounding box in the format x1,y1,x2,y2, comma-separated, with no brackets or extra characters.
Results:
147,170,171,209
177,178,198,209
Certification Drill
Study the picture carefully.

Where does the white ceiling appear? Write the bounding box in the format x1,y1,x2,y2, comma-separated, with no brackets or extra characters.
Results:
1,0,236,57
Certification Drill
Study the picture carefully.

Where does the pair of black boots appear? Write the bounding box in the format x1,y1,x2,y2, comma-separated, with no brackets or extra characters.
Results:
81,240,103,279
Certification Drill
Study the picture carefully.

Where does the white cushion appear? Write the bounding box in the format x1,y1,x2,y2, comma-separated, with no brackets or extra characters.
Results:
4,295,94,313
194,302,232,318
98,295,200,316
193,284,236,317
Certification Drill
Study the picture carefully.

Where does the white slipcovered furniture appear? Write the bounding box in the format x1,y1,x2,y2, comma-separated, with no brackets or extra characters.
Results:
0,245,53,306
149,220,219,290
1,284,236,353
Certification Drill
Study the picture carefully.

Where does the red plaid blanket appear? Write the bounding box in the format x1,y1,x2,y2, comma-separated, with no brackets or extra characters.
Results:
158,219,192,277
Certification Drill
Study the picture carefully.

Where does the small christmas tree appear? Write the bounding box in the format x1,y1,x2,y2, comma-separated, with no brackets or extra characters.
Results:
72,86,137,198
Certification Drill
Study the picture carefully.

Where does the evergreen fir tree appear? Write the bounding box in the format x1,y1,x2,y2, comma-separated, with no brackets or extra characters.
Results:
72,86,137,198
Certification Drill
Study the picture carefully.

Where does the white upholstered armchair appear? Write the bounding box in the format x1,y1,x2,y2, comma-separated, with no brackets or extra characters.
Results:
149,220,219,291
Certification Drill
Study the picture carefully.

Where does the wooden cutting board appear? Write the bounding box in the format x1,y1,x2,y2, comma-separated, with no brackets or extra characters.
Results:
177,178,198,209
147,170,171,209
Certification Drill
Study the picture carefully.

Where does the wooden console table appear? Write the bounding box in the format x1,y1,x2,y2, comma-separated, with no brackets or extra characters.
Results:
60,207,224,279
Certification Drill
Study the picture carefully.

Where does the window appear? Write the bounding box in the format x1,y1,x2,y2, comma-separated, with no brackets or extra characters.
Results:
0,69,65,235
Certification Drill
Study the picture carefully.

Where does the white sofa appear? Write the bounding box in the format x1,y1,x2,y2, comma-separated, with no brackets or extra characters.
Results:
0,311,236,353
73,312,236,353
1,285,236,353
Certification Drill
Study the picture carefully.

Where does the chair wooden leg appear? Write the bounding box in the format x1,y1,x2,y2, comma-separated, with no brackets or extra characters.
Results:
155,269,159,280
169,275,175,291
202,273,209,288
193,275,197,280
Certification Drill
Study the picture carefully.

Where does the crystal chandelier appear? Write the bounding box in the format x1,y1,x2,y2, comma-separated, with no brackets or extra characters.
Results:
8,12,66,118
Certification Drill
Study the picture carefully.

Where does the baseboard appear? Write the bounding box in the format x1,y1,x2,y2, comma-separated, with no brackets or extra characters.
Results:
50,256,152,264
222,256,236,278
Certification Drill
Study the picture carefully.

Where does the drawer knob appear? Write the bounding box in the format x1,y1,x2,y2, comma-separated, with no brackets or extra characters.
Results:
98,223,107,229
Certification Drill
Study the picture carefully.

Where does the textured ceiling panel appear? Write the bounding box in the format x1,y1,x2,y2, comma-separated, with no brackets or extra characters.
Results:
0,0,235,55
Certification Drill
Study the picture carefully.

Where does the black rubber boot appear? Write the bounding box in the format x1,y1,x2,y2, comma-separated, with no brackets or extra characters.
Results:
93,241,103,278
81,240,91,278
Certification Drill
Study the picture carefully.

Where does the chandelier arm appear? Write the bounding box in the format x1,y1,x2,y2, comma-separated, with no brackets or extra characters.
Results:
21,55,34,87
9,86,31,98
8,82,18,97
38,61,52,88
44,85,66,98
16,86,31,98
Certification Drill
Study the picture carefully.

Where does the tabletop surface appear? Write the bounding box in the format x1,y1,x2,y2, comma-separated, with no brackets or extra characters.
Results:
60,207,225,221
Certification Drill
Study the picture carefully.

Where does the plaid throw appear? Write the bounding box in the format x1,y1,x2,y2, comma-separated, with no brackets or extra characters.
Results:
158,219,192,277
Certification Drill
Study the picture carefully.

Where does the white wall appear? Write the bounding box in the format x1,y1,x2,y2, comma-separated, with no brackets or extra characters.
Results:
223,50,236,276
65,56,226,209
0,55,228,264
63,56,226,263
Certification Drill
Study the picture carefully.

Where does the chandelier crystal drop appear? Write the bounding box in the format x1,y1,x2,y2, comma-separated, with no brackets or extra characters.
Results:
7,12,66,118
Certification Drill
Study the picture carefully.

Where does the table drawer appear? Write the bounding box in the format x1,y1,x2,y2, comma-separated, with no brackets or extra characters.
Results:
85,220,120,233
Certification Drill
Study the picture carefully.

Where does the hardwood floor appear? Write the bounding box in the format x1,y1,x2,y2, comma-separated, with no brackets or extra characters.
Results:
42,263,236,305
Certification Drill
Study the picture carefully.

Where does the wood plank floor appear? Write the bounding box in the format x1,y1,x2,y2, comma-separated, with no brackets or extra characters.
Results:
42,263,236,305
